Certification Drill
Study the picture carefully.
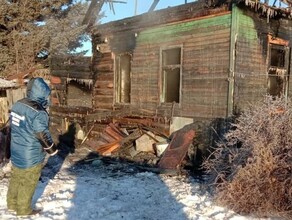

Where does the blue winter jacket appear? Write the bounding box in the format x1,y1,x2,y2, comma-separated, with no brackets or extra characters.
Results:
10,78,53,169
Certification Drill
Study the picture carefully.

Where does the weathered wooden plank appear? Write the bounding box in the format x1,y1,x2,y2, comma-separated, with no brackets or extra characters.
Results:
92,102,113,110
50,65,91,72
132,55,159,62
133,30,230,53
182,71,229,78
95,73,114,81
92,63,114,71
183,63,229,71
92,56,112,66
93,88,114,96
136,15,231,43
182,95,228,103
94,81,114,88
50,56,91,65
50,84,66,91
51,70,93,79
50,106,91,114
93,3,229,34
130,101,159,110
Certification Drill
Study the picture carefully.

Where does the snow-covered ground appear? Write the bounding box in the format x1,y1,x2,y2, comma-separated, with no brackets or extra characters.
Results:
0,154,275,220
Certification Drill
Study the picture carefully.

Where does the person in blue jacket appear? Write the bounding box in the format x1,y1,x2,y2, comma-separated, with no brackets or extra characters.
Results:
6,77,58,217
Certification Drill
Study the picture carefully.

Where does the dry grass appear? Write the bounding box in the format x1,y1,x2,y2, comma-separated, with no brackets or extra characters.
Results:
203,96,292,219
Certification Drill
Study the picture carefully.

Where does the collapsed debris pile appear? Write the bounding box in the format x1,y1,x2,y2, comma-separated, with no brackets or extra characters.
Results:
47,76,207,174
82,118,197,173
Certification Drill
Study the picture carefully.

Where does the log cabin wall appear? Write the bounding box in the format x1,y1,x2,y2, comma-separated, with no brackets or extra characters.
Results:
233,7,270,112
91,2,231,119
50,56,93,107
91,3,291,140
131,12,231,119
49,56,93,130
233,6,292,113
92,38,115,110
50,56,92,78
278,19,292,97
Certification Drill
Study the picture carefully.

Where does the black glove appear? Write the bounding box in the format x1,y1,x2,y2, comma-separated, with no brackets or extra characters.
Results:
43,143,58,156
35,132,59,156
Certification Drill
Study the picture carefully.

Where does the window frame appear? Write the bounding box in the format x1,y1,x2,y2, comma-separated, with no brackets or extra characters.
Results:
159,45,183,104
114,53,132,104
266,35,290,98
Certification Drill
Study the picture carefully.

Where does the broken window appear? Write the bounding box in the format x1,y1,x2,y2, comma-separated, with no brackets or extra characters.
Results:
267,36,290,97
67,79,93,108
0,90,6,97
115,53,131,103
161,47,182,103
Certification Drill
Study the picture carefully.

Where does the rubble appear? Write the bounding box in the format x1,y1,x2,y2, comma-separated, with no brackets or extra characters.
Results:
72,119,198,174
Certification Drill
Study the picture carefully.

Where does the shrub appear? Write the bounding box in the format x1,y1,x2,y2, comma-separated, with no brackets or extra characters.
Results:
203,96,292,219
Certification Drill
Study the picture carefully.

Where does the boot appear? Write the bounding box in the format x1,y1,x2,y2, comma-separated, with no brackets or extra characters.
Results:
17,209,41,217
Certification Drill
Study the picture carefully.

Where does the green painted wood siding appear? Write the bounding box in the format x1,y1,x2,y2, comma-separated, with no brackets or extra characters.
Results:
131,13,232,118
233,7,290,113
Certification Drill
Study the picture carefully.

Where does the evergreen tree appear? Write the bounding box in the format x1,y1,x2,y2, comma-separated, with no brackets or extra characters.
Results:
0,0,91,77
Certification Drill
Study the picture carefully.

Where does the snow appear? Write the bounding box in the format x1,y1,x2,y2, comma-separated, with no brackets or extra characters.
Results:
0,154,275,220
0,78,16,88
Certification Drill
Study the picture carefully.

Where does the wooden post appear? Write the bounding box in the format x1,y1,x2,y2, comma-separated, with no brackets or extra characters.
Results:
227,4,238,116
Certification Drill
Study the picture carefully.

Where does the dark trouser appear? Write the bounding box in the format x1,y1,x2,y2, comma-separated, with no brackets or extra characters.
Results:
6,163,42,215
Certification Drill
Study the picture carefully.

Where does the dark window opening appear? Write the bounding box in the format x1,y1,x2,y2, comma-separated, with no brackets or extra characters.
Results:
0,90,6,97
67,79,92,108
164,68,180,102
115,54,131,103
270,46,285,68
161,47,181,103
267,70,284,97
267,43,290,97
163,48,181,65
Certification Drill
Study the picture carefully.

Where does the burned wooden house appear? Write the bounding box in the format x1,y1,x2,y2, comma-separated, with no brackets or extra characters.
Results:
89,0,291,129
49,0,291,168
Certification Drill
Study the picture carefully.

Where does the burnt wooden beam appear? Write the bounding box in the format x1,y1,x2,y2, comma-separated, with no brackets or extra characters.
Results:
227,4,238,117
51,70,93,79
148,0,160,12
85,111,114,122
82,0,105,27
50,106,92,114
92,2,228,34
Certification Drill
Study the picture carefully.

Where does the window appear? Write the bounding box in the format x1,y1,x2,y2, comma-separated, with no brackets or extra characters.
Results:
115,54,131,103
270,46,286,67
0,90,6,97
161,47,182,103
67,79,92,108
267,36,290,97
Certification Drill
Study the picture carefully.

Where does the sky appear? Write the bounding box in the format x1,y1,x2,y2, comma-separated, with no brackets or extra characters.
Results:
0,154,277,220
82,0,290,55
82,0,196,56
99,0,288,24
81,0,290,55
100,0,197,23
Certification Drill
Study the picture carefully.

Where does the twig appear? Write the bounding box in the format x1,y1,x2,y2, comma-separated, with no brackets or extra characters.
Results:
81,124,95,145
